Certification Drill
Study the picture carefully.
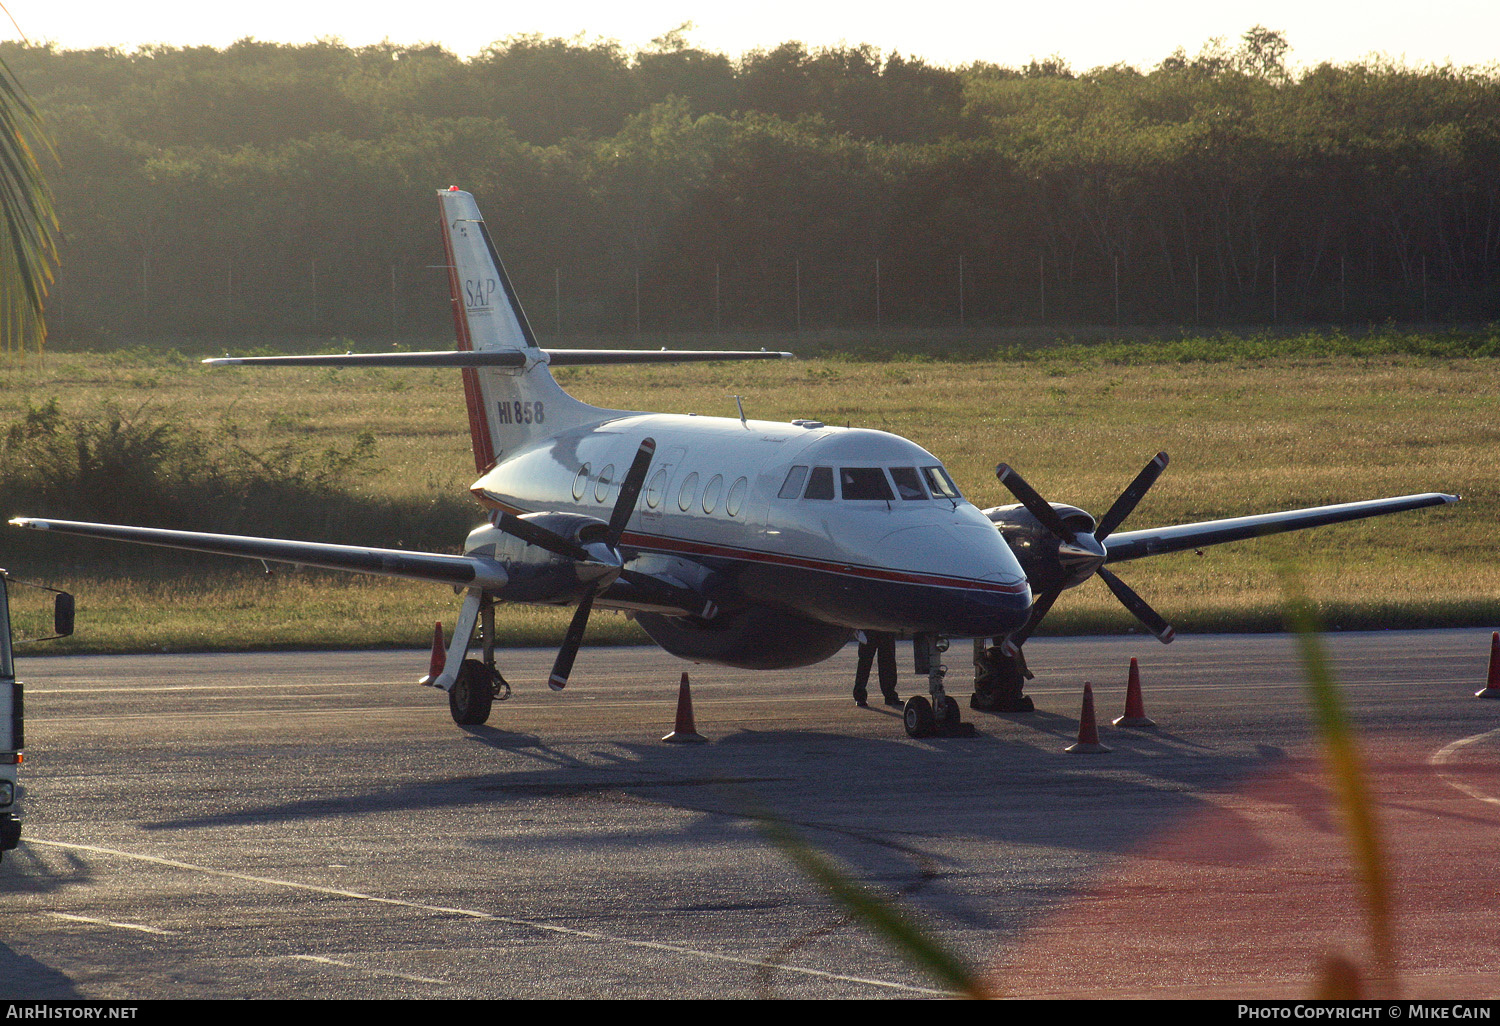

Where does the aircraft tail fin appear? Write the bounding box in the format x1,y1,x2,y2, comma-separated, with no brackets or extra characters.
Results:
438,187,598,471
204,189,794,475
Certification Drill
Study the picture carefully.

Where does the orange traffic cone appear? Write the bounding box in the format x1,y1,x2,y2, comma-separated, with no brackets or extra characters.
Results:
1066,681,1111,753
419,622,445,686
1113,657,1156,728
662,672,709,743
1477,632,1500,700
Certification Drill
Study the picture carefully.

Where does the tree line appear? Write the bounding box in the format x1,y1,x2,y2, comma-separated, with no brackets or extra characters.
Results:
10,27,1500,344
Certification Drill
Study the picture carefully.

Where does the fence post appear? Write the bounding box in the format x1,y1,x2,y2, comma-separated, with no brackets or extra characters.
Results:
794,258,801,333
1113,255,1120,329
958,253,965,326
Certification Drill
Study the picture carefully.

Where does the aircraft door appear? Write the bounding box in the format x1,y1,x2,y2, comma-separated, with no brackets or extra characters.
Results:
640,446,687,526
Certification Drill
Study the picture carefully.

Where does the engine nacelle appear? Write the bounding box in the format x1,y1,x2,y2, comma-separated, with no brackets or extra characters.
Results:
464,513,616,604
982,502,1102,592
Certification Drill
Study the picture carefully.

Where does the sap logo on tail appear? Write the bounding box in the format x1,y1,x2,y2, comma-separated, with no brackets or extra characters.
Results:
465,278,498,309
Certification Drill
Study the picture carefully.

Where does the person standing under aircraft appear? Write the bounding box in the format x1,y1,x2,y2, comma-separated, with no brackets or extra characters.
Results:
853,630,900,707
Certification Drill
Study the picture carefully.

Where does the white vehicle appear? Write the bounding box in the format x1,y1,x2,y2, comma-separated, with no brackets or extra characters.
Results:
0,571,73,860
10,189,1456,738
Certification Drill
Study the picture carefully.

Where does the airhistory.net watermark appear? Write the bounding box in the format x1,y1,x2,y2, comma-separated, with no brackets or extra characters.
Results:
5,1008,138,1020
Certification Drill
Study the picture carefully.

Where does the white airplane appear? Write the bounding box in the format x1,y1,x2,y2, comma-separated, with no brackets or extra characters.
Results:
11,188,1458,738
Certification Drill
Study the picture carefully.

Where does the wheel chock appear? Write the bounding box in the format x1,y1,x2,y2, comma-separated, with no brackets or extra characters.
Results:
1066,682,1111,753
1113,657,1156,727
1478,632,1500,699
662,672,709,743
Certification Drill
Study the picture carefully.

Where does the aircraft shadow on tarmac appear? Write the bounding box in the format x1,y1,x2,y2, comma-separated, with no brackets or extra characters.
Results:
138,726,1287,885
0,845,97,998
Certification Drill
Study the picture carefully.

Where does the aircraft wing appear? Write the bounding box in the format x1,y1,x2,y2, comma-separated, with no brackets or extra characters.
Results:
1102,492,1458,563
7,517,712,617
8,517,500,587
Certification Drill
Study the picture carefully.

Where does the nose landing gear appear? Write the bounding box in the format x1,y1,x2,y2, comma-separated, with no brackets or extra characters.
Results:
903,635,976,738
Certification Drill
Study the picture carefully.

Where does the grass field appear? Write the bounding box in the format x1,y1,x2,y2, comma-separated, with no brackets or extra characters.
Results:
0,332,1493,655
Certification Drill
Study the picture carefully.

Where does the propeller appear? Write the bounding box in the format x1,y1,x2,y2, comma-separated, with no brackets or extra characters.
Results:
490,437,656,691
994,452,1174,655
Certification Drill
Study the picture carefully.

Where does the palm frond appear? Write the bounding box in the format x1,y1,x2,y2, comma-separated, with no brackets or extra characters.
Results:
0,47,58,356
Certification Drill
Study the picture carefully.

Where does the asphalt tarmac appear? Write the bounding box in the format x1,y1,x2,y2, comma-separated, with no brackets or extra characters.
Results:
2,629,1498,999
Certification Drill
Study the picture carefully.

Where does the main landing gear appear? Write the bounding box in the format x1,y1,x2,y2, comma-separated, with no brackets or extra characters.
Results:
969,639,1035,713
902,634,976,738
433,590,510,726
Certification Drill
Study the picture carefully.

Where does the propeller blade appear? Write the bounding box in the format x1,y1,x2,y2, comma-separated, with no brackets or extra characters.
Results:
606,438,657,547
547,586,598,691
495,511,591,563
1094,452,1169,542
995,463,1076,540
1097,567,1176,643
1001,585,1063,656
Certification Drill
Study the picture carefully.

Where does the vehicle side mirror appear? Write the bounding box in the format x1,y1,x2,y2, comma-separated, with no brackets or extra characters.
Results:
53,593,74,638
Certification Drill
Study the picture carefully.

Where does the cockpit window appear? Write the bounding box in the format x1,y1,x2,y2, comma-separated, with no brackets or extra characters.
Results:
889,467,927,500
804,466,835,500
778,465,809,499
840,467,895,501
922,466,962,499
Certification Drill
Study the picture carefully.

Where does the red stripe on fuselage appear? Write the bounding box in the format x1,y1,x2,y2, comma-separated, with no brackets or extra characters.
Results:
439,208,496,473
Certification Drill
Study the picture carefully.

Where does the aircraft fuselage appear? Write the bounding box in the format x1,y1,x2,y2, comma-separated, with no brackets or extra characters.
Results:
469,412,1032,667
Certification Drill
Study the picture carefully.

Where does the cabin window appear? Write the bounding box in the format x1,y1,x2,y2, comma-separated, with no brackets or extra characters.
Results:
646,469,667,508
778,466,809,499
595,464,614,503
923,466,962,499
889,466,927,500
840,467,895,501
572,464,591,501
803,466,835,499
726,477,748,516
702,474,724,513
678,472,700,511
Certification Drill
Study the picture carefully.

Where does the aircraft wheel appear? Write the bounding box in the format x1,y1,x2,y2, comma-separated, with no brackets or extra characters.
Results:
449,659,495,726
934,694,963,733
903,695,934,738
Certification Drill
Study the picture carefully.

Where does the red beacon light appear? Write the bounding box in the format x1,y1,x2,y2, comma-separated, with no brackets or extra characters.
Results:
448,185,460,191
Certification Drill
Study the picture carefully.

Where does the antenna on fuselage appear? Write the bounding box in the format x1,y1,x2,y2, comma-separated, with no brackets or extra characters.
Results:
730,395,747,425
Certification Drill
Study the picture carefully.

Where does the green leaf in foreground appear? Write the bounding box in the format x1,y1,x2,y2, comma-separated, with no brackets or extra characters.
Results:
1281,567,1398,996
755,813,991,999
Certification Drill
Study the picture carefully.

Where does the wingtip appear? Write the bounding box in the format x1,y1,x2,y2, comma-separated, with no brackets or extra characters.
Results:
8,517,41,529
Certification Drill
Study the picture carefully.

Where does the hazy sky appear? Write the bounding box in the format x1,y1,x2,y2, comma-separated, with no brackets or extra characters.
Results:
7,1,1497,72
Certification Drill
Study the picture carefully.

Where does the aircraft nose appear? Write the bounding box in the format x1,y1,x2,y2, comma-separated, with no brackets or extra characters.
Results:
963,572,1032,636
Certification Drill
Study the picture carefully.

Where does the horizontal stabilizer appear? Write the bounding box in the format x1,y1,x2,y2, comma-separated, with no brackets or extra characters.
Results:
1103,492,1458,563
204,349,794,369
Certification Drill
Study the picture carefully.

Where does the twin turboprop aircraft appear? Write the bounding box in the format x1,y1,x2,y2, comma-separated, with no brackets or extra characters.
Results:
10,188,1458,738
